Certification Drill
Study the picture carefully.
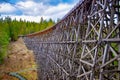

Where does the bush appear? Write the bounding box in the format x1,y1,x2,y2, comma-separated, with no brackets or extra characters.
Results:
0,31,10,64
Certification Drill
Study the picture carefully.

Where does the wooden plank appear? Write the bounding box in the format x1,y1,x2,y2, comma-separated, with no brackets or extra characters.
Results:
101,55,120,68
77,70,92,78
102,38,120,43
80,59,93,67
47,55,69,76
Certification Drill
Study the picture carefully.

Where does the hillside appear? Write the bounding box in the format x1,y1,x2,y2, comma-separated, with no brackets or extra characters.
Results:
0,38,38,80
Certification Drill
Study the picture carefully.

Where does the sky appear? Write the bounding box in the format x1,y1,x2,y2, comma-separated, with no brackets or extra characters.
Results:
0,0,79,22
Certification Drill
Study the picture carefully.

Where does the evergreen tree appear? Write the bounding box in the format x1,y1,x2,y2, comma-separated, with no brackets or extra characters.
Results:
0,16,55,63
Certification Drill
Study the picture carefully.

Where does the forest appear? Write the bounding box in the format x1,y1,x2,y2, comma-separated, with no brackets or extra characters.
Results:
0,17,55,64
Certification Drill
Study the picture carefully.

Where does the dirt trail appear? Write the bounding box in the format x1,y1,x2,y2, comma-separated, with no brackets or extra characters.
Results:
0,38,38,80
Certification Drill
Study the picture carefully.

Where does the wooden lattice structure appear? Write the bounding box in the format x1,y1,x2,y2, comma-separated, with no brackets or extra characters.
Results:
23,0,120,80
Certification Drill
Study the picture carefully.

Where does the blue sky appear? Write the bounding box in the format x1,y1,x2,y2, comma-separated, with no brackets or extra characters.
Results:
0,0,79,22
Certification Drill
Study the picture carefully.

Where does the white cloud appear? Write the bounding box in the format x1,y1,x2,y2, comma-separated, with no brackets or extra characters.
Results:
16,1,47,16
44,3,73,16
0,3,16,13
0,0,76,22
15,1,75,21
43,3,74,21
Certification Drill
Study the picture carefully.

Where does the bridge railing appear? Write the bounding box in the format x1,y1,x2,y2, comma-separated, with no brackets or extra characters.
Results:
23,0,120,80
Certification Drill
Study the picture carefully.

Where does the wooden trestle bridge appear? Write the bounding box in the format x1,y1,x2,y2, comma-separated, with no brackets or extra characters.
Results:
23,0,120,80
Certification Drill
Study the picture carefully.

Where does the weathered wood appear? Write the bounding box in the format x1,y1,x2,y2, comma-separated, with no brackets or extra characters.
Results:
23,0,120,80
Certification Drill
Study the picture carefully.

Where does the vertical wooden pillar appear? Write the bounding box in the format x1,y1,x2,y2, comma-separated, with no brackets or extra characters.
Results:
117,0,120,79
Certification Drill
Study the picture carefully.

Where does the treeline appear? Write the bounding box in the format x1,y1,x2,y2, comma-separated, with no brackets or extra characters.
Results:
0,17,55,63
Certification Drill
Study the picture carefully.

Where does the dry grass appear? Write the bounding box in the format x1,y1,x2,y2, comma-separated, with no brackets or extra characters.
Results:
0,38,38,80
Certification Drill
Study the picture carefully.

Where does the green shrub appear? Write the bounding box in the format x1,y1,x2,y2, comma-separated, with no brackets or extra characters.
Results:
0,31,10,64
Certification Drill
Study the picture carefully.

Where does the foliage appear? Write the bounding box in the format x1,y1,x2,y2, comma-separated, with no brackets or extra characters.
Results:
0,16,55,63
0,31,9,64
